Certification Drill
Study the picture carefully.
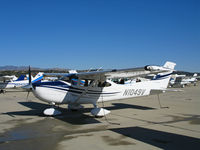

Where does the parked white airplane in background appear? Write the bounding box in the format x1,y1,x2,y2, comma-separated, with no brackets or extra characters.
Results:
69,70,77,74
169,74,186,87
0,75,23,82
26,61,176,117
0,72,44,93
170,73,198,88
181,73,198,86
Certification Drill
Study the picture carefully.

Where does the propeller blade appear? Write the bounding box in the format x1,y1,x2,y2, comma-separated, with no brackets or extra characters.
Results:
28,65,31,85
26,91,30,101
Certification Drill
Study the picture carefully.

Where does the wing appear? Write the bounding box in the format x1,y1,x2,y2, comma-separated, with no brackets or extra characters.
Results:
44,67,170,82
74,67,165,81
44,61,176,81
150,88,183,95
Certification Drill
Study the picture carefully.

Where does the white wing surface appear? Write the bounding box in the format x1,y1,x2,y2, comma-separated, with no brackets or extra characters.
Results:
44,61,175,81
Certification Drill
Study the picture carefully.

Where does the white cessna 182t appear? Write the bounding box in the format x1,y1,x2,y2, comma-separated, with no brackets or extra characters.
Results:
28,61,176,117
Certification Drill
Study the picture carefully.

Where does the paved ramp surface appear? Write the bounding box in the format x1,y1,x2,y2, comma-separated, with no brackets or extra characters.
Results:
0,83,200,150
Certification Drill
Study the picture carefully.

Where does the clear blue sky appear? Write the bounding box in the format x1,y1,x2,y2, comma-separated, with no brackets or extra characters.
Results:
0,0,199,72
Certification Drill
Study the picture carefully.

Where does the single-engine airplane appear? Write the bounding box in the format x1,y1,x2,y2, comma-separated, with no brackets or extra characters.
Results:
0,75,19,82
170,73,198,88
181,73,198,86
0,72,44,93
26,61,176,117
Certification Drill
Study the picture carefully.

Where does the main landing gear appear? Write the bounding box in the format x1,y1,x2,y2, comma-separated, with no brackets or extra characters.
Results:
43,108,62,116
68,103,111,117
42,103,111,117
91,108,110,117
90,104,110,117
43,102,61,116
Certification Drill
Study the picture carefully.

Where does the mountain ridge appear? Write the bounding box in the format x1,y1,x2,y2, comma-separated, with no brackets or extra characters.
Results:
0,65,68,71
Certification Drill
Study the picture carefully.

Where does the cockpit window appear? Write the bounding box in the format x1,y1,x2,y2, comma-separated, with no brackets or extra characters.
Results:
81,79,94,87
70,78,111,87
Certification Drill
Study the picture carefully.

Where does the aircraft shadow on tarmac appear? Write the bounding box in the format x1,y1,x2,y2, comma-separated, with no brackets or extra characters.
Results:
3,101,155,116
106,103,155,110
2,101,155,125
2,101,101,125
110,126,200,150
2,102,51,117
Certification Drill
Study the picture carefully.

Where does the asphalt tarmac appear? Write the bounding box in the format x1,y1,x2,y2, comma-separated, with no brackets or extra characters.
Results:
0,83,200,150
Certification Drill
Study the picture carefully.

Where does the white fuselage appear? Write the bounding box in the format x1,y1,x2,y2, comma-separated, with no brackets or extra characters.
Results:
32,75,170,106
0,80,29,89
0,72,44,90
181,77,197,85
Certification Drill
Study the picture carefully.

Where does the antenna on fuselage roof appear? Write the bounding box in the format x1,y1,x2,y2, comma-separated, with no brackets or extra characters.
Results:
87,66,103,72
97,66,103,71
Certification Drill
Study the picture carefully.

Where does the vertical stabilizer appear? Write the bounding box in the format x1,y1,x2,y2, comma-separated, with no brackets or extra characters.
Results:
154,61,176,89
163,61,176,70
16,75,25,81
32,72,44,83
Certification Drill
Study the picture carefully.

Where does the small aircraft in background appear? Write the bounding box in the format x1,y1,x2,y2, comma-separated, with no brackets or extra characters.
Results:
0,72,44,93
0,75,23,82
24,61,176,117
169,74,186,87
181,73,198,86
170,73,198,88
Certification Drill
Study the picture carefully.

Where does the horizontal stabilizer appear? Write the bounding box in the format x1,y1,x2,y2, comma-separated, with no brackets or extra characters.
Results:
150,88,183,95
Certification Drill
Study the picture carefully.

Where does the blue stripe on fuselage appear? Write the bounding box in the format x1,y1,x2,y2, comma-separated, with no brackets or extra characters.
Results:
32,80,119,95
32,80,68,86
153,73,172,80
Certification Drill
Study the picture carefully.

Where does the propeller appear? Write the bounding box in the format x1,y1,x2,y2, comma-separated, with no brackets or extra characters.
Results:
26,65,32,101
28,65,31,85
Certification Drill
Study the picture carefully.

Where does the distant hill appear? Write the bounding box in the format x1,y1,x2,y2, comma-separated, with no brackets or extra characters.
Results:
0,65,69,76
0,65,41,71
0,65,68,71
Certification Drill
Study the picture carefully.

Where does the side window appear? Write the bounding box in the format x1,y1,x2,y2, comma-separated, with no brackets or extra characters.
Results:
84,80,94,87
98,81,111,87
80,79,94,87
71,79,78,85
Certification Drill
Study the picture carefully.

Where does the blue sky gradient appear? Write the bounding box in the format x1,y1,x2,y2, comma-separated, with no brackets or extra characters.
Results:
0,0,199,71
